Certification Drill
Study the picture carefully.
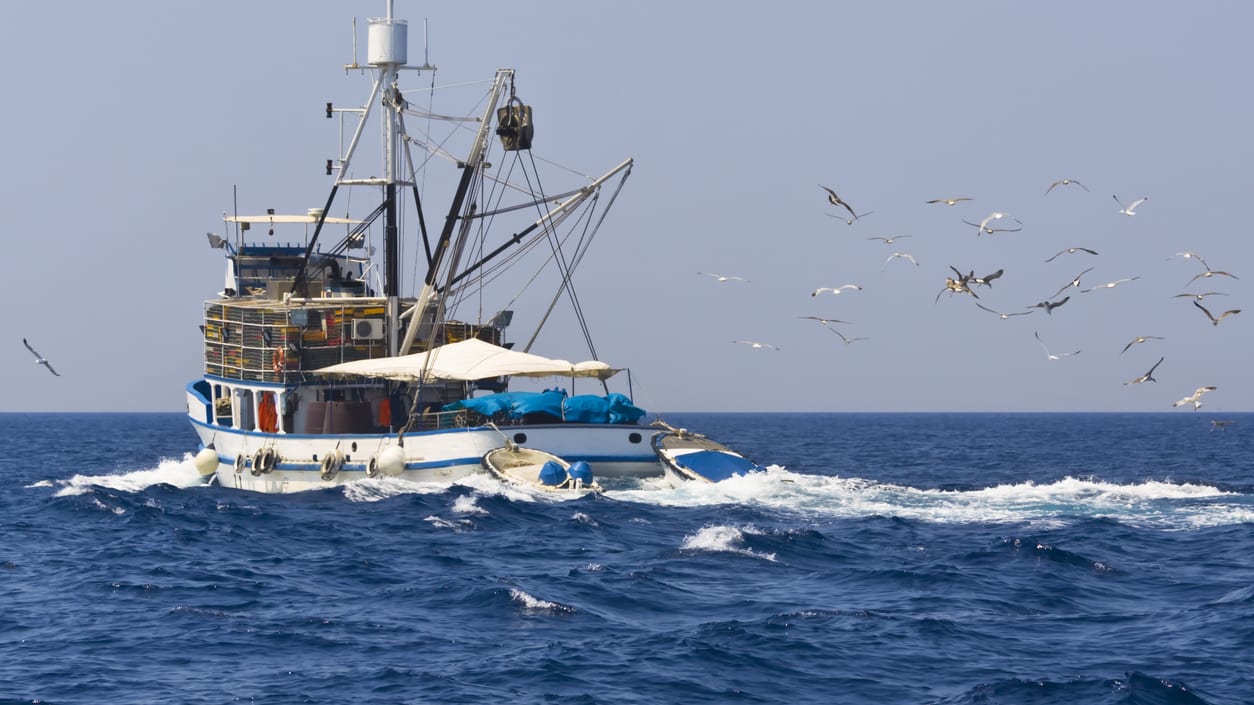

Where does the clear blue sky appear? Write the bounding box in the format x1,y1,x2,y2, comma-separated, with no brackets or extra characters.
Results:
4,1,1252,413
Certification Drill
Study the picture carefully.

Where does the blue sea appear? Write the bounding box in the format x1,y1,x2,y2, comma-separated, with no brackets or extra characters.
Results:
2,412,1252,704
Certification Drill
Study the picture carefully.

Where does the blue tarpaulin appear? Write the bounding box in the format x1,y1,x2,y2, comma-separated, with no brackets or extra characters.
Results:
444,390,645,424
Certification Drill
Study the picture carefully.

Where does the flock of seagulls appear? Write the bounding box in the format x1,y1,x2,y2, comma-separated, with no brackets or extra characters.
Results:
700,175,1244,414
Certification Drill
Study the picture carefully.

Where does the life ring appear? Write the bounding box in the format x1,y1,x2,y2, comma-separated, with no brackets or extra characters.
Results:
319,450,344,481
366,456,380,478
252,446,277,476
272,348,286,374
234,454,247,474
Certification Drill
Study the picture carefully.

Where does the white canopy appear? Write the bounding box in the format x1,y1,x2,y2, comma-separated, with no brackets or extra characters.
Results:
314,338,618,382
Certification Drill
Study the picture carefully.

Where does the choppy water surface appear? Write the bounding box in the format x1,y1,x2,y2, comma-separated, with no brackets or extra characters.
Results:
2,412,1251,704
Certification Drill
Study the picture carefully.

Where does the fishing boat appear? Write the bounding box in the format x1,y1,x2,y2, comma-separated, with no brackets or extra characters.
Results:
186,2,660,492
650,421,763,486
482,442,600,493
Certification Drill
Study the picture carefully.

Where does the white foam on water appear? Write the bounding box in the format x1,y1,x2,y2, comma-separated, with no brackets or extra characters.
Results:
680,524,777,561
509,587,574,614
607,467,1251,529
451,494,487,515
46,453,210,497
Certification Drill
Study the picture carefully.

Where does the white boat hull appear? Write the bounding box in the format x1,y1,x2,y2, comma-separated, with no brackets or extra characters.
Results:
189,414,661,493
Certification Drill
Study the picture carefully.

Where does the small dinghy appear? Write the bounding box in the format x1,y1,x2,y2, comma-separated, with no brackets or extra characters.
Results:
651,421,762,486
482,443,600,492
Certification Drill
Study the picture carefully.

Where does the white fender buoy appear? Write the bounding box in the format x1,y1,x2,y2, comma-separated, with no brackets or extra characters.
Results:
194,447,220,476
376,445,406,477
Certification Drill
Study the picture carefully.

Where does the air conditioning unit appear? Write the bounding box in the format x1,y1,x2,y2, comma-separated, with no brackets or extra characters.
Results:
352,318,384,340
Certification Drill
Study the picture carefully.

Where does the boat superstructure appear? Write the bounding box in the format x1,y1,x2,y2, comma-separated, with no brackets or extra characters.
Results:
187,3,657,492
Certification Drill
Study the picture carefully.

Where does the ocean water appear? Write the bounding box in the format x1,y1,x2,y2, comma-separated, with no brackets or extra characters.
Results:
2,411,1252,704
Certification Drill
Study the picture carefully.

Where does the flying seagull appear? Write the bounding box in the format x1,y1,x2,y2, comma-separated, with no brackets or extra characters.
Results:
1114,195,1148,216
699,272,749,283
23,338,60,377
1193,301,1242,327
1050,267,1095,299
829,328,870,345
1121,335,1164,354
733,340,779,350
926,197,972,206
1173,386,1216,411
1082,276,1139,293
868,235,911,244
1124,356,1164,385
936,267,979,302
964,212,1022,235
1045,247,1099,263
1173,291,1228,301
976,303,1032,319
885,252,919,267
799,315,852,326
972,269,1004,288
1044,178,1089,196
1169,251,1211,270
811,285,862,296
819,185,858,219
1034,331,1080,361
1028,296,1070,315
827,210,874,225
1186,269,1239,286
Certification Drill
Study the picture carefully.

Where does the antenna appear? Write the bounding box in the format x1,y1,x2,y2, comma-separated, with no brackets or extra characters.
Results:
346,17,360,72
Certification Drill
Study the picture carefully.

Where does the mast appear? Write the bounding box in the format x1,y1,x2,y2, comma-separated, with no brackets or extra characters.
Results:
367,6,408,355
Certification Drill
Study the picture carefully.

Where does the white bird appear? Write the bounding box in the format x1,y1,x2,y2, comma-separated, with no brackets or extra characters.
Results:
1034,331,1080,360
819,185,858,219
1186,269,1239,286
1173,386,1216,410
1193,301,1242,326
926,197,972,206
1169,251,1211,270
1121,335,1164,354
829,328,869,345
976,303,1032,319
827,210,874,225
23,338,60,376
799,315,852,326
1173,291,1228,301
886,252,919,267
1082,276,1139,293
1044,247,1099,263
1044,178,1089,196
700,272,749,283
868,235,911,244
964,211,1022,235
1114,195,1148,215
733,340,779,350
1124,356,1164,385
811,285,862,296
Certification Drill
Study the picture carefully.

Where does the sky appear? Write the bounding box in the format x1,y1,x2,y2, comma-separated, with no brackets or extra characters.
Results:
3,1,1253,413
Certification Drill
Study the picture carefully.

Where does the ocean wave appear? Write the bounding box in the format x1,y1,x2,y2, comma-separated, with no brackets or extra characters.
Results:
680,524,777,561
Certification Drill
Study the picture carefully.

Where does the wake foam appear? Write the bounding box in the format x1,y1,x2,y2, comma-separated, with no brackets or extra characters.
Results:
606,469,1253,529
41,453,210,497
